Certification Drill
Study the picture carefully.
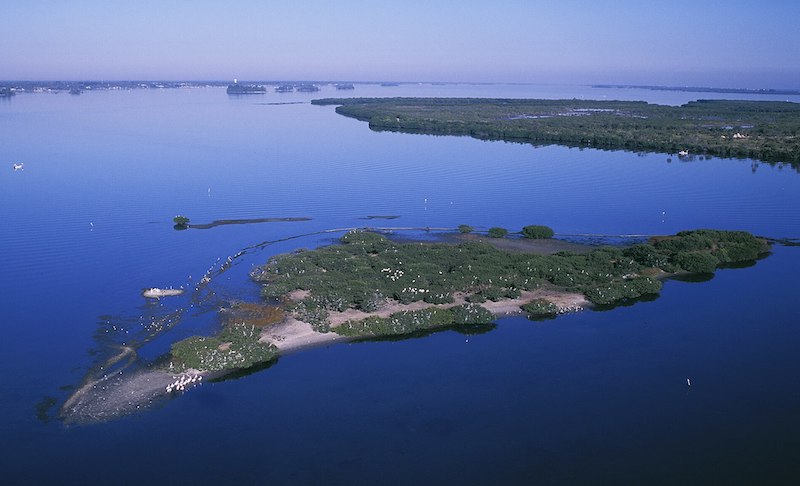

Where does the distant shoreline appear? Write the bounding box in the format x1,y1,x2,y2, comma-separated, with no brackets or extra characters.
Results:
2,80,797,95
592,84,800,96
313,97,800,165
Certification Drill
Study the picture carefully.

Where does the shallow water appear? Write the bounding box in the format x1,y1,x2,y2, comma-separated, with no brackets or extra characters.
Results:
2,84,800,484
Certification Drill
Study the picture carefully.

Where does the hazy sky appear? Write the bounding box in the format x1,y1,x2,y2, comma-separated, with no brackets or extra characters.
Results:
3,0,799,87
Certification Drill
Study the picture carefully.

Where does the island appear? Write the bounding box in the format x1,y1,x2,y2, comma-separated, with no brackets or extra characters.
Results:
592,84,800,96
310,97,800,165
167,227,769,374
295,84,320,92
226,80,267,94
174,216,311,230
59,226,770,423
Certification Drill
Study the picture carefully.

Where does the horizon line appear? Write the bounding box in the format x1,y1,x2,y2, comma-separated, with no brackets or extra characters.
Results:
2,80,800,92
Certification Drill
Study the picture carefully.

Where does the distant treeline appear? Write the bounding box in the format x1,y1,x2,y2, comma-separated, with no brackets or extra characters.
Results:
312,97,800,166
592,85,800,96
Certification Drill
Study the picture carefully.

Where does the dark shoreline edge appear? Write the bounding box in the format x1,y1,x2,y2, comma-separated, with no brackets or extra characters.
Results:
187,217,311,230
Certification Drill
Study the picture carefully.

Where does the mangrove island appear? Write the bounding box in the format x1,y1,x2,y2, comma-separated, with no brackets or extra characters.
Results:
168,227,769,374
311,97,800,165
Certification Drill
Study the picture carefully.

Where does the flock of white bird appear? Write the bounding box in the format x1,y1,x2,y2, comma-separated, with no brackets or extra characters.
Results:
165,373,202,394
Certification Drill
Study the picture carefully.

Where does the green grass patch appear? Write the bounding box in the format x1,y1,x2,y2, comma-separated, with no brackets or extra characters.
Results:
252,229,768,318
170,323,278,372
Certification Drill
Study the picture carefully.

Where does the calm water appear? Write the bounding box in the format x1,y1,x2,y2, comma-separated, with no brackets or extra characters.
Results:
2,84,800,484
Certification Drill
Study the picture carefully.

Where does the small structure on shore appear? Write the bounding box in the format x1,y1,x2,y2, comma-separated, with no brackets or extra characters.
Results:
143,287,184,299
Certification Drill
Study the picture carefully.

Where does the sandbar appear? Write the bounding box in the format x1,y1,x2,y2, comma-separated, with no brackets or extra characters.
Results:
143,287,184,298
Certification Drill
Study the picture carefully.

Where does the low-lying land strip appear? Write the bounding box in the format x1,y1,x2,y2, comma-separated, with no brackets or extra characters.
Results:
168,228,769,374
60,227,769,423
186,217,311,230
311,97,800,165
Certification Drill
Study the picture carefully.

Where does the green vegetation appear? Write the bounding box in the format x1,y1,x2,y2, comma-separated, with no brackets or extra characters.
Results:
487,227,509,238
312,98,800,166
251,228,769,335
170,323,277,372
458,224,475,234
451,302,495,324
171,228,769,372
521,299,559,318
522,225,555,239
336,305,494,337
173,215,190,230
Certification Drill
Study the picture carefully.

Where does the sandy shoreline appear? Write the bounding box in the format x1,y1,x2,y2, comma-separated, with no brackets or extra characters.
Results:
259,287,589,353
253,232,596,353
63,277,588,423
63,237,591,423
259,317,348,352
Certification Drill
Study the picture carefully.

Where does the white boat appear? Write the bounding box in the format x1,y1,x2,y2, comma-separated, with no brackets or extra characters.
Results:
12,163,24,171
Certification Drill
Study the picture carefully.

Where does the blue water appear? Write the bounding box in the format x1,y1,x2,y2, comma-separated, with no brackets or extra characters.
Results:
1,84,800,484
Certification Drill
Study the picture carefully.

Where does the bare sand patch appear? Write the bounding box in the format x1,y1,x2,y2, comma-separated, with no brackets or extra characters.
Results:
286,289,311,301
259,317,346,352
261,287,588,353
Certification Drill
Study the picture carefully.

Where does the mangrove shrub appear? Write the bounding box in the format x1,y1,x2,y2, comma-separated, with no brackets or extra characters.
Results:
521,299,559,318
522,225,555,239
487,227,508,238
173,215,190,230
170,324,277,372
